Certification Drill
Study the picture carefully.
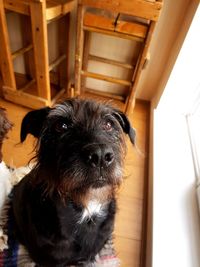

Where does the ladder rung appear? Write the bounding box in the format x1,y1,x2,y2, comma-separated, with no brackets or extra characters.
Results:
81,71,132,86
88,55,134,70
85,87,125,101
49,54,66,71
12,44,33,60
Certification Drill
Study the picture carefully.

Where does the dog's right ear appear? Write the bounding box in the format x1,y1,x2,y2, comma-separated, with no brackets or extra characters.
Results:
20,107,51,142
112,109,136,145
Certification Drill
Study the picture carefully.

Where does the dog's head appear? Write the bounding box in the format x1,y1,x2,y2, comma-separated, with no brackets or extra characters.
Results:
21,99,135,201
0,108,13,162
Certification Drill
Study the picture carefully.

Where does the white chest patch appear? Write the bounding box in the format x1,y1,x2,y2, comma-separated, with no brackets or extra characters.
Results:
79,200,107,224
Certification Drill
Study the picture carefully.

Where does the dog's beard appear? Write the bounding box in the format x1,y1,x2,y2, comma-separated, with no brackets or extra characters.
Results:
55,161,123,204
31,153,123,205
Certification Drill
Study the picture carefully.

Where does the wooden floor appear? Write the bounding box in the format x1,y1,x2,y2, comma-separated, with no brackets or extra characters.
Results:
0,96,150,267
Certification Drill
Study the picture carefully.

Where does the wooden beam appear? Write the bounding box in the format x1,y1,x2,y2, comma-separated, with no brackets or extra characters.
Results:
0,0,16,90
75,4,85,95
125,22,157,114
46,0,75,21
83,12,115,31
83,25,145,42
30,0,51,101
62,0,76,15
4,0,75,20
3,86,49,109
47,14,64,24
12,44,33,59
8,0,43,2
116,20,148,39
88,54,134,70
84,12,148,39
79,0,163,21
46,1,62,21
81,70,132,86
4,0,30,16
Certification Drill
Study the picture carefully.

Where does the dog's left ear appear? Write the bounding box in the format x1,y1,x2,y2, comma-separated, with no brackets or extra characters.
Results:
20,107,51,142
113,110,136,145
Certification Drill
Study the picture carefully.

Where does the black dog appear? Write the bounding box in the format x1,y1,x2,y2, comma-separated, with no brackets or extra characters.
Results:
11,98,135,267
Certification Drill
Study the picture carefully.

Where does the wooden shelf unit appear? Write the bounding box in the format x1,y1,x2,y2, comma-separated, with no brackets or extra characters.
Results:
0,0,75,109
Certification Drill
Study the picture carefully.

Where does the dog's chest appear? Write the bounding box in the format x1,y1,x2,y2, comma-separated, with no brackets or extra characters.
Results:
79,200,107,224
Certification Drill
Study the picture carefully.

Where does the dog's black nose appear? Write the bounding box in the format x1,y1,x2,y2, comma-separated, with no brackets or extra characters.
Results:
82,145,114,168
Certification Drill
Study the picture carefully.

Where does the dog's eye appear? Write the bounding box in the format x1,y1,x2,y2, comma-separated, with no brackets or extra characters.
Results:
62,123,68,130
103,121,113,131
55,122,68,133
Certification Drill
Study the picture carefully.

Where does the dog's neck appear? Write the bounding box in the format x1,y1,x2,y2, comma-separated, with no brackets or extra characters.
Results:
78,186,113,224
84,186,114,204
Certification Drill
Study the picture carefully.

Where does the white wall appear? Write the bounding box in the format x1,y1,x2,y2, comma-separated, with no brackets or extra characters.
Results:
152,5,200,267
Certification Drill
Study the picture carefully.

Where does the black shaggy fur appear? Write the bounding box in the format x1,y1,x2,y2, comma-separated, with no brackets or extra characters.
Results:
11,98,135,267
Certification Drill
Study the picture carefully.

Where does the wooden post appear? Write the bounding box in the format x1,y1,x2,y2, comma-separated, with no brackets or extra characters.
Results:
20,15,36,81
0,0,16,90
58,13,70,91
75,3,84,95
81,30,91,90
30,0,51,102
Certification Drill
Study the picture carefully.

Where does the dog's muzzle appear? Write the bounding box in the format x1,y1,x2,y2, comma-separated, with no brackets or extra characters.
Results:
82,144,114,168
